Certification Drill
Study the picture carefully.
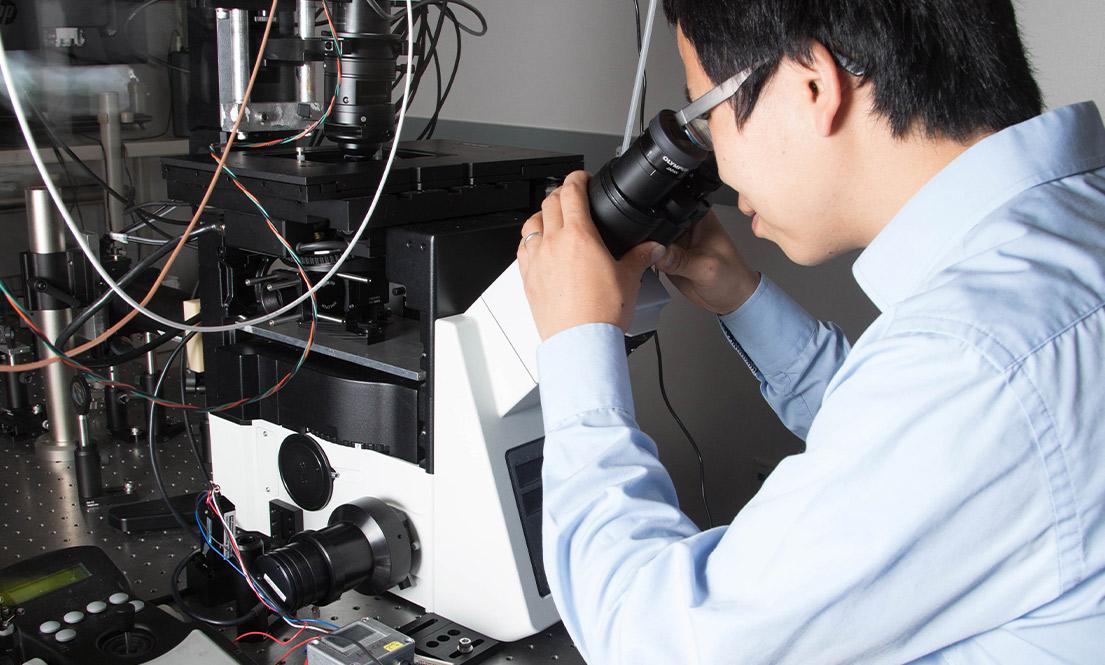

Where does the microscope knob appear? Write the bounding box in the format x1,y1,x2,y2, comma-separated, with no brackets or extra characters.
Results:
70,375,92,417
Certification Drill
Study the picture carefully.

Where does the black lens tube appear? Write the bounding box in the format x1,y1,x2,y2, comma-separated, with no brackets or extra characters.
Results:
324,1,403,156
254,497,413,610
588,110,717,258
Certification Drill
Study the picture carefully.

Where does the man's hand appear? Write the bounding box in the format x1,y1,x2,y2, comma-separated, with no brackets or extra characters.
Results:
656,211,761,316
518,171,665,341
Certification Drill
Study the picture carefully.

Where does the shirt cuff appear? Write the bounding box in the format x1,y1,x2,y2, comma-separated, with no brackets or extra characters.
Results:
719,276,819,377
536,323,634,431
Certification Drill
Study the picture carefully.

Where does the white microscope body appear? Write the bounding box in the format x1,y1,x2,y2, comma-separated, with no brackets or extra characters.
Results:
208,263,668,641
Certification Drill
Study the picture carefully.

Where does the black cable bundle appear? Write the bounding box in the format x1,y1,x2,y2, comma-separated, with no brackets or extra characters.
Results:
387,0,487,139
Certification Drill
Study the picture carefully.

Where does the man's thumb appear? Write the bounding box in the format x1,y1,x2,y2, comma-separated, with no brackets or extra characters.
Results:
654,243,686,275
623,241,667,270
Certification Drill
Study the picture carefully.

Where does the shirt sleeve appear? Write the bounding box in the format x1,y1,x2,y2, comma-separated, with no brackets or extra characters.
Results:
537,324,1060,665
718,276,851,440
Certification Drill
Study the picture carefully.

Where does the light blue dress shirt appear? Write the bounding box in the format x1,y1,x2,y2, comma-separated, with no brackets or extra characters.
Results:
536,102,1105,664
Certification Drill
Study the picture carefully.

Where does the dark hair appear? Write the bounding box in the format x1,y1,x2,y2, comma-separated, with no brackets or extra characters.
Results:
663,0,1043,141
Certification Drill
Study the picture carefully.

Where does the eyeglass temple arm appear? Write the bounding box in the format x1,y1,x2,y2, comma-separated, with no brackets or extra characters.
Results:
675,69,754,127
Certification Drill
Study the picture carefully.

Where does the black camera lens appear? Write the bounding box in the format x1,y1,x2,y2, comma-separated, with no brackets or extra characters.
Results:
588,110,715,258
324,2,403,157
253,497,413,610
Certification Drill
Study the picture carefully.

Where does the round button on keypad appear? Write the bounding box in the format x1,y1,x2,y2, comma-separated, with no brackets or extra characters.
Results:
38,621,61,634
86,601,107,614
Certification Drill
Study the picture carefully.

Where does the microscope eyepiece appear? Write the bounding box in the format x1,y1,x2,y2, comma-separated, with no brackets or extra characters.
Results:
588,110,722,258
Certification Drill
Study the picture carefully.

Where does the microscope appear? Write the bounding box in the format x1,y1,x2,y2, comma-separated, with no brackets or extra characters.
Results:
161,0,720,644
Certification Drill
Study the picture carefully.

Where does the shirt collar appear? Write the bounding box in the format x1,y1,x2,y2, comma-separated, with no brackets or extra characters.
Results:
853,102,1105,311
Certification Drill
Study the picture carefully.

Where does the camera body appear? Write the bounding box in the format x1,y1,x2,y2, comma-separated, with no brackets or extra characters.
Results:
588,110,722,258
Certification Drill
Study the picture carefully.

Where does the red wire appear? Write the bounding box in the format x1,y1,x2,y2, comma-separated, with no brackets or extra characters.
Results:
206,491,282,614
276,635,324,665
236,627,306,645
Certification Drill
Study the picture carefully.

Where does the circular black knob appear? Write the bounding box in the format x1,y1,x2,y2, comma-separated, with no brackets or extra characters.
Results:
71,375,92,416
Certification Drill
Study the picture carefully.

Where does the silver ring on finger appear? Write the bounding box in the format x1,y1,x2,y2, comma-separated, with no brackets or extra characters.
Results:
523,231,543,248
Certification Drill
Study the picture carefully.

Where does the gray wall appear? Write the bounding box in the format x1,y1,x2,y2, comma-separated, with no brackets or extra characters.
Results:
405,0,1105,526
1016,0,1105,112
403,0,687,136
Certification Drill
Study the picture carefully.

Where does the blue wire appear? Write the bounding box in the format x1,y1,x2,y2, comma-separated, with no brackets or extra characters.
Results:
194,492,245,577
194,491,338,630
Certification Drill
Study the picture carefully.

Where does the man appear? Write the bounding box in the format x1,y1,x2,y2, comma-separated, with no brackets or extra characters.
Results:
517,1,1105,663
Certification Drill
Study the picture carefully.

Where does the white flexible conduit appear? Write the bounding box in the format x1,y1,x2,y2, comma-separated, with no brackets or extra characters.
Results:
620,0,659,155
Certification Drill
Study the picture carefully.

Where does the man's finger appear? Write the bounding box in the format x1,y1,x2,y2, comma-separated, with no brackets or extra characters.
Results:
517,239,530,277
559,172,597,232
540,189,565,233
658,245,723,286
521,211,544,239
563,170,590,189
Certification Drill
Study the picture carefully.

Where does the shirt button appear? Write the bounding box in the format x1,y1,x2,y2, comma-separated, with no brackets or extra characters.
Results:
108,592,129,605
55,628,77,643
63,611,84,624
86,601,107,614
38,621,61,634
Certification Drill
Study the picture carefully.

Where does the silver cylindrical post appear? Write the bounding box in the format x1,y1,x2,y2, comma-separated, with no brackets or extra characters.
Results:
97,92,126,232
26,187,66,253
34,308,79,459
230,9,250,102
297,0,316,103
25,187,79,460
216,7,251,133
77,414,93,450
144,332,157,375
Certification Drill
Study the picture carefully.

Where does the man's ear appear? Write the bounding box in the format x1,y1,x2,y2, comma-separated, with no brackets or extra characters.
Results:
801,41,845,137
